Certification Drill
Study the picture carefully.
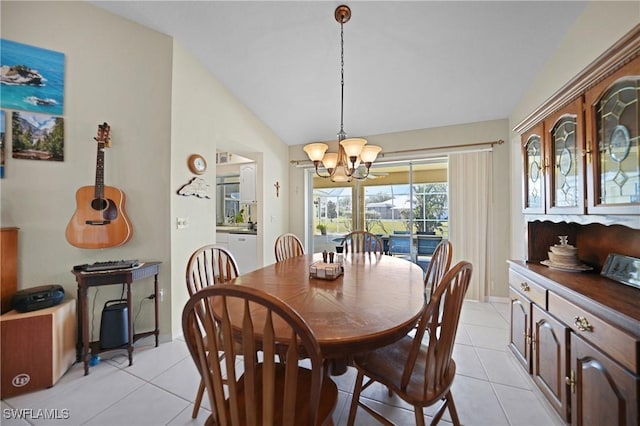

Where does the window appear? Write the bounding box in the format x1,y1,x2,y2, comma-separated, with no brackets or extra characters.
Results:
309,159,449,257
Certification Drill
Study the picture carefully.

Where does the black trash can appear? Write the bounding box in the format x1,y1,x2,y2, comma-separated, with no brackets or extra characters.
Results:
100,300,129,349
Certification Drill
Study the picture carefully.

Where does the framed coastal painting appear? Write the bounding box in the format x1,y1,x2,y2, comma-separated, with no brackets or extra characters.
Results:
0,110,5,178
12,111,64,161
0,39,65,115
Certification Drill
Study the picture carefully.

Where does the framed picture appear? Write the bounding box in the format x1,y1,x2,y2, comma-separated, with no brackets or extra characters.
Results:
12,111,64,161
601,253,640,289
0,110,5,178
0,39,65,115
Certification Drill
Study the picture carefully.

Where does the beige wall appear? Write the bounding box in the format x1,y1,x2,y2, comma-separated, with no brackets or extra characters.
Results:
170,41,289,337
1,1,289,339
1,1,174,337
289,119,511,298
508,2,640,261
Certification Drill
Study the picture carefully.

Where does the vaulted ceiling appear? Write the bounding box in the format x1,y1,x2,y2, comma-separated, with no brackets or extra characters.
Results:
92,1,587,146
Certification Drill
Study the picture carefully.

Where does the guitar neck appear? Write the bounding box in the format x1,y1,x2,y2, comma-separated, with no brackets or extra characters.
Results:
94,142,105,199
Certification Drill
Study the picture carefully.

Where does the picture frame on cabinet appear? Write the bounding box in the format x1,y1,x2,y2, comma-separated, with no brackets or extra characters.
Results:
601,253,640,289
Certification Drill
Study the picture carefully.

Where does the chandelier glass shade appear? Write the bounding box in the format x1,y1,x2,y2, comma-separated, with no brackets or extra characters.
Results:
303,5,381,182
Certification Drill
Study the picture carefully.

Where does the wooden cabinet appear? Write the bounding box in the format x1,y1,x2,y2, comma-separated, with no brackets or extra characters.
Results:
1,227,19,314
544,97,586,215
521,96,587,215
509,287,531,371
512,26,640,425
522,123,546,213
569,333,638,426
508,267,547,372
508,261,640,426
517,27,640,216
239,163,257,204
584,55,640,215
532,304,569,422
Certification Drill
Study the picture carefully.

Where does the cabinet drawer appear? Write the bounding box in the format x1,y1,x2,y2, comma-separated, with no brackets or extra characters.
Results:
548,291,639,374
509,269,546,308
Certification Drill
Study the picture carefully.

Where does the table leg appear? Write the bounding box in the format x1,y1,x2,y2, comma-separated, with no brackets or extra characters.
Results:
325,357,350,376
76,284,82,363
154,273,159,347
79,285,90,376
127,281,133,366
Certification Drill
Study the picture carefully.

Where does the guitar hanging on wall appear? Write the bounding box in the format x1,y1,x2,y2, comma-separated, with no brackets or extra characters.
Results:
65,123,133,248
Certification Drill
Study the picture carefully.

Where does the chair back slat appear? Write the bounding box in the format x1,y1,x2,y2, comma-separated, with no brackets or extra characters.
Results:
241,300,258,426
186,244,240,295
424,240,453,297
182,284,329,425
400,261,472,398
343,231,384,254
283,331,300,425
275,233,305,262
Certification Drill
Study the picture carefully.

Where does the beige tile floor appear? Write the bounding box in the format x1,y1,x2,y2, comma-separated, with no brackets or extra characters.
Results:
2,301,564,426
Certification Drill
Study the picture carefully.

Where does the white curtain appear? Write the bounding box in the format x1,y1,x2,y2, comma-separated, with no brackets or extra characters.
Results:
448,150,493,301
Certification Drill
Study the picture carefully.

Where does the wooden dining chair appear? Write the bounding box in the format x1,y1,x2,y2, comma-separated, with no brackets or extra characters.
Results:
385,239,453,398
342,231,384,255
347,261,473,426
185,244,240,419
183,284,339,426
275,233,305,262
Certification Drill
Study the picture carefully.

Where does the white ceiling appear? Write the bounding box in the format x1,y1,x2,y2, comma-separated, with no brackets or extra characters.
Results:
92,1,587,146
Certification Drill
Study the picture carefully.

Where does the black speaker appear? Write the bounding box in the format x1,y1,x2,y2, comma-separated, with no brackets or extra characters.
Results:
11,285,65,313
100,300,129,349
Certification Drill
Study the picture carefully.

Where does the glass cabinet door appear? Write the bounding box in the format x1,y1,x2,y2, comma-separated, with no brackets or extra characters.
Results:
522,123,546,213
586,56,640,214
545,97,585,214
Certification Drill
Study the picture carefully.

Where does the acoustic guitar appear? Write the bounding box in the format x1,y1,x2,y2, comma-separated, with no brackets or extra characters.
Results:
65,123,133,248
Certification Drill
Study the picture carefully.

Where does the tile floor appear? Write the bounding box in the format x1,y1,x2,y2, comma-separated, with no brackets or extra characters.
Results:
2,301,564,426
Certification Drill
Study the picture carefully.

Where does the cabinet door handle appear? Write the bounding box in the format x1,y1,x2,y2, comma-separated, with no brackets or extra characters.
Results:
520,282,530,292
574,316,593,332
565,370,576,394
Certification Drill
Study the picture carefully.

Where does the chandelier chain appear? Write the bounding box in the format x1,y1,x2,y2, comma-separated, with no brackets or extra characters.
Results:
339,20,346,141
303,5,381,182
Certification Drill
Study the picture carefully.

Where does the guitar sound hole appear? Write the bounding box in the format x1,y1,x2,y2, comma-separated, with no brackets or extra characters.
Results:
91,198,118,221
91,198,108,211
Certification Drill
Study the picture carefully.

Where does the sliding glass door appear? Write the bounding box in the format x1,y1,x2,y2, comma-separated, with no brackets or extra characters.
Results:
308,158,449,271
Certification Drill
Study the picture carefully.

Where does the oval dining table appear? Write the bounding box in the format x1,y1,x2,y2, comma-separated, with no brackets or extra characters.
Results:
229,252,426,374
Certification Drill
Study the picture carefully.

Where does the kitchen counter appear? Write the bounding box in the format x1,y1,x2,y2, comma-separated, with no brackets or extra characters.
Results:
216,226,257,235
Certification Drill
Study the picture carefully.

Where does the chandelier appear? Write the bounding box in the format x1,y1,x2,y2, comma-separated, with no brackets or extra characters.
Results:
303,5,381,182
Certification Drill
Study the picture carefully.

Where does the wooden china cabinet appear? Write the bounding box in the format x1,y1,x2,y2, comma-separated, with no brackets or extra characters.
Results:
511,25,640,426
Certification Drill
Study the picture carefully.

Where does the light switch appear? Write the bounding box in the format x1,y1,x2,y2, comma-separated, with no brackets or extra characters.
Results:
177,217,189,229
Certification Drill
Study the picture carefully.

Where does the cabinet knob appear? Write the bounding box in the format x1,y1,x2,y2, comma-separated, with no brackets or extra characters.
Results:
520,282,530,292
574,316,593,332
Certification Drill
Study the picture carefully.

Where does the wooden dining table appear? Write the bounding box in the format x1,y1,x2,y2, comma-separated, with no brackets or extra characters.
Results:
229,252,425,374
